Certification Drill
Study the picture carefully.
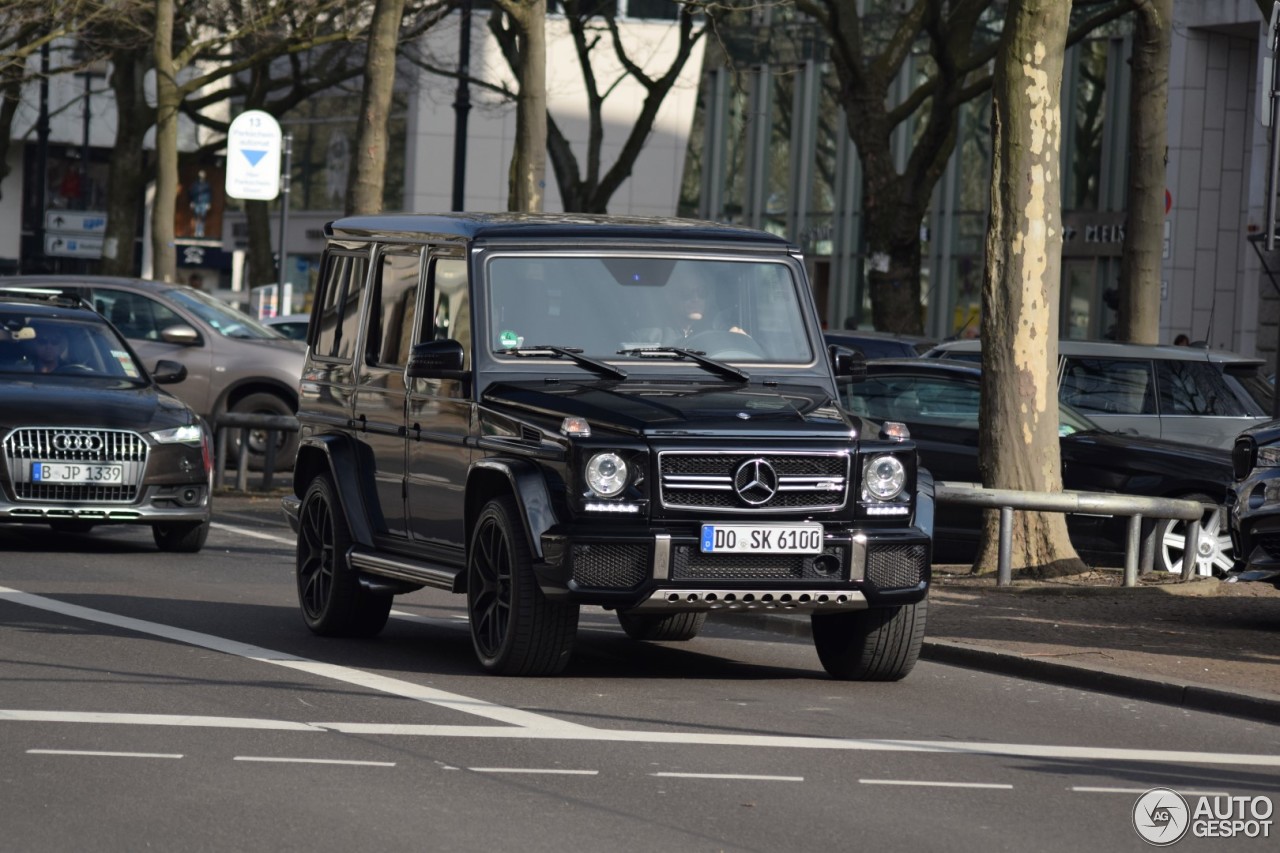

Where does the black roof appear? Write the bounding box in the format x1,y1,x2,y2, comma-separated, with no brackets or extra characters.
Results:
325,212,797,249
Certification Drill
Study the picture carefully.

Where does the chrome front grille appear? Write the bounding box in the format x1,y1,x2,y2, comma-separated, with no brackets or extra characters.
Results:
3,427,148,503
658,450,849,513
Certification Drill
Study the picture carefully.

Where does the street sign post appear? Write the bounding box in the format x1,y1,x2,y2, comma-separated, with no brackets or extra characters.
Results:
45,235,104,258
225,110,282,201
45,210,107,235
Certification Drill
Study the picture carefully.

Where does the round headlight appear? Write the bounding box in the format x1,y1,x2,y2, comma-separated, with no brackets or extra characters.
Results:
586,452,628,498
863,454,906,501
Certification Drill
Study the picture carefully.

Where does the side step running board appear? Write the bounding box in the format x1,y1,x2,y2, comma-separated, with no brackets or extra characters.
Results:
349,547,463,593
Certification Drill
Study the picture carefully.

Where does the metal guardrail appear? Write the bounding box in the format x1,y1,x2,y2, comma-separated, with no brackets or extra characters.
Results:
934,482,1205,588
212,412,299,492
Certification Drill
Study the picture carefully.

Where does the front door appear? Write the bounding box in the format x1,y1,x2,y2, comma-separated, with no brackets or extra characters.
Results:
406,254,472,556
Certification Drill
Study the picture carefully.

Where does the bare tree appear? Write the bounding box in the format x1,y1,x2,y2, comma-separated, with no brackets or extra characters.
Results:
794,0,1130,334
491,0,547,212
976,0,1086,577
1115,0,1171,344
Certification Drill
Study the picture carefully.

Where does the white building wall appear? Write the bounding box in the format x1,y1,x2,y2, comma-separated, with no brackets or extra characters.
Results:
406,13,704,214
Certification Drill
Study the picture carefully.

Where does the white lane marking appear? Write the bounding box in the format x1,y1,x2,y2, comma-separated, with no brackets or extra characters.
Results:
5,584,1280,771
234,756,396,767
860,779,1013,789
5,711,1280,768
469,768,599,775
210,523,294,546
27,749,182,759
0,585,587,732
2,711,320,730
1071,786,1231,796
652,772,803,782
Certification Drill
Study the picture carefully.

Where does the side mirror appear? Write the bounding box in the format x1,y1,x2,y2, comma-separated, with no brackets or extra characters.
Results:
159,324,200,346
829,344,867,383
152,359,188,384
407,339,468,380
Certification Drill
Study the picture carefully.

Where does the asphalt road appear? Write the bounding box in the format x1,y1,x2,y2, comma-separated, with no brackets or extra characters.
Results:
1,499,1278,852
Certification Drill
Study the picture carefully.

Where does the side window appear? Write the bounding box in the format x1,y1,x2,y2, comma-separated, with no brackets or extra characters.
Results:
426,256,470,363
1156,360,1248,416
97,290,182,341
366,249,422,368
1059,357,1155,415
313,251,369,361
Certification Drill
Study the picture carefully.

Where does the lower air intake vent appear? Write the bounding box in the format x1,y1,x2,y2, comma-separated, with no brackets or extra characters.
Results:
865,544,928,589
571,543,648,589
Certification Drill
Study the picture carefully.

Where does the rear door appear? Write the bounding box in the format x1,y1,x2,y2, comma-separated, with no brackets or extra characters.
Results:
1058,356,1158,440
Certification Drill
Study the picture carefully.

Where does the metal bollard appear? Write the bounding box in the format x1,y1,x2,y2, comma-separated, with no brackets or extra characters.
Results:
997,506,1013,586
1123,514,1143,587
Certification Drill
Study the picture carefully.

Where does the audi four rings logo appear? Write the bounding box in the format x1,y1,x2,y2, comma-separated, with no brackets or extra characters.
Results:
734,458,778,505
53,433,103,452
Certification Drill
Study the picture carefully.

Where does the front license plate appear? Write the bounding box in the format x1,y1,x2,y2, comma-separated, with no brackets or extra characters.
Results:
700,523,823,554
32,462,124,485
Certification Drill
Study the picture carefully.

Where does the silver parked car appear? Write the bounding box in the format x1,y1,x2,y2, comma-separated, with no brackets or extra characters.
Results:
924,339,1273,449
2,275,306,466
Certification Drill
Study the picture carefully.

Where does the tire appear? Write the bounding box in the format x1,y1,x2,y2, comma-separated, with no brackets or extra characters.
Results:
228,392,298,472
295,474,391,637
617,610,707,642
810,598,927,681
152,520,210,553
468,495,578,675
1155,494,1233,577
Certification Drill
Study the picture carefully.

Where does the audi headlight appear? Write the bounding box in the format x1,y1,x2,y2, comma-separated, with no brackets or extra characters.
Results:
150,424,204,445
863,454,906,501
586,452,628,498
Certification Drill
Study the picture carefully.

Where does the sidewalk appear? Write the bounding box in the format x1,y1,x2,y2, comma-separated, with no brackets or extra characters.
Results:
716,568,1280,724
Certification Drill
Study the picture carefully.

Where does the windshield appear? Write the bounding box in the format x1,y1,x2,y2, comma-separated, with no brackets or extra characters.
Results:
167,288,284,340
1059,401,1100,436
0,313,144,380
485,255,814,364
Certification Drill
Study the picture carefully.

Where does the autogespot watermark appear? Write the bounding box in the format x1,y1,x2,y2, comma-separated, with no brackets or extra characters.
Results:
1132,788,1274,845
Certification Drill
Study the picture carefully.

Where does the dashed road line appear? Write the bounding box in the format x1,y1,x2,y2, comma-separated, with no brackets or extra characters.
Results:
469,768,599,775
27,749,183,759
859,779,1013,789
652,772,803,782
210,522,294,546
1071,786,1231,796
234,756,396,767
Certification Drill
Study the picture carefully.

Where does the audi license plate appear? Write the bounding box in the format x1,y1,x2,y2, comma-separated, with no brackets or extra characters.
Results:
31,462,124,485
700,523,823,554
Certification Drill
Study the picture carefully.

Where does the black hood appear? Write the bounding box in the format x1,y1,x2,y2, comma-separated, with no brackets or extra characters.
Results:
0,377,195,433
483,379,867,437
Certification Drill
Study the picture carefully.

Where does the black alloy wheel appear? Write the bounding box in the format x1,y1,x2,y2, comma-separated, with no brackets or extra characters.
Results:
296,474,390,637
467,495,578,675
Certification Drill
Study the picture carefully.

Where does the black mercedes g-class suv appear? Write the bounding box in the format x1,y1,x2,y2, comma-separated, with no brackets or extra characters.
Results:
282,214,933,678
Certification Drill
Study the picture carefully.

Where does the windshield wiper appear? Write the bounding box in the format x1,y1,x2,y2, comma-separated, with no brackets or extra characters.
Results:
497,345,628,380
616,346,750,383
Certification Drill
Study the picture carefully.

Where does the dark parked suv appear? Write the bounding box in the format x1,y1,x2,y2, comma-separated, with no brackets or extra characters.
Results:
283,213,934,678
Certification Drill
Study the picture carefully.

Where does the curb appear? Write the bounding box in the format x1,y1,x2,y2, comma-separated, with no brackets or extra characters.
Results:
710,611,1280,725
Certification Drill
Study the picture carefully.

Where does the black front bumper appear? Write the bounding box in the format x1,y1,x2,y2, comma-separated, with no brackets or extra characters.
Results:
537,523,931,612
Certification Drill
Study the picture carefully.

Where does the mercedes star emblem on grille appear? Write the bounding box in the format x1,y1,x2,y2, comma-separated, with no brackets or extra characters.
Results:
734,458,778,505
53,433,104,452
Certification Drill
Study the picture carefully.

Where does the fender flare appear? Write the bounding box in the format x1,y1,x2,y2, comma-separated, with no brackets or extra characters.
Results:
468,457,558,560
292,433,377,547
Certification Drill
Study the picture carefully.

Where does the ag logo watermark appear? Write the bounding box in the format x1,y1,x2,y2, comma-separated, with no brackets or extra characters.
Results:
1133,788,1273,845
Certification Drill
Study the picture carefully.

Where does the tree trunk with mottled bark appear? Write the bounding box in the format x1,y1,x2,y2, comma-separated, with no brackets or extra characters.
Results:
495,0,546,212
100,49,151,276
345,0,407,215
975,0,1086,578
1116,0,1171,344
151,0,178,281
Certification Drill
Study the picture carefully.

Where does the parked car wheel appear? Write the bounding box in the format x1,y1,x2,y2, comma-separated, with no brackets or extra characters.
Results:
467,495,578,675
295,474,391,637
152,520,210,553
228,392,297,471
616,610,707,642
1155,494,1233,577
810,599,927,681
